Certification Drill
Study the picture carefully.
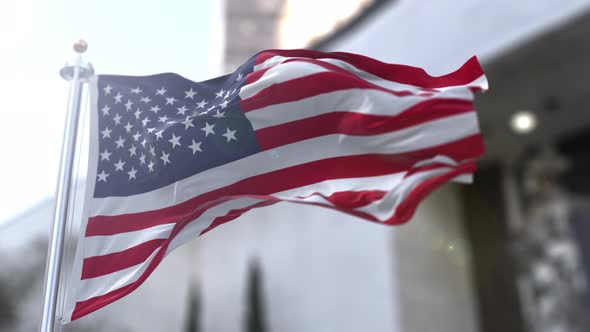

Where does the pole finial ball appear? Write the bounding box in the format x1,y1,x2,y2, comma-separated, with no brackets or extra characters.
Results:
73,40,88,53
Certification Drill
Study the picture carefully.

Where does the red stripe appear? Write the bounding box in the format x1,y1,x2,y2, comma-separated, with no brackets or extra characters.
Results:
240,71,415,112
86,135,483,236
255,99,474,150
388,162,477,224
244,66,271,86
199,200,277,235
81,239,165,279
297,190,387,210
87,213,186,236
254,50,484,89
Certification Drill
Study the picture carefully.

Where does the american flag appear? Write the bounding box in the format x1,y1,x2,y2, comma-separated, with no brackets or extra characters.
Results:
62,49,487,322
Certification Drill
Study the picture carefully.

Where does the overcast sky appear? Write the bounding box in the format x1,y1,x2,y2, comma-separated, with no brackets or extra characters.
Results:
0,0,216,223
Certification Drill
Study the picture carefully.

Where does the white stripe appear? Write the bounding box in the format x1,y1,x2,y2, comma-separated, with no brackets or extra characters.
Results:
413,154,458,168
245,87,475,131
74,249,160,302
90,113,479,216
273,172,406,199
83,223,174,258
355,167,451,222
240,61,329,99
252,55,488,92
285,194,336,207
165,197,265,254
453,174,473,183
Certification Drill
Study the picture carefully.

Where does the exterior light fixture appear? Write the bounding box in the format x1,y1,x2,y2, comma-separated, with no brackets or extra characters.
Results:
510,110,538,134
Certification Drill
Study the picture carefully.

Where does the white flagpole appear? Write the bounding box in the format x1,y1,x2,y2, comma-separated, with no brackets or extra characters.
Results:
40,40,94,332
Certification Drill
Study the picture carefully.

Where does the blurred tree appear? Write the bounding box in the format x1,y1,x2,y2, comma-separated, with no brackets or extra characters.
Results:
0,280,16,330
184,282,201,332
0,238,47,331
245,260,266,332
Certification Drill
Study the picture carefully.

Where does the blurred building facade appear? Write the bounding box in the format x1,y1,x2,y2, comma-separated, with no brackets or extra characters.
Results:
2,1,590,332
195,1,590,332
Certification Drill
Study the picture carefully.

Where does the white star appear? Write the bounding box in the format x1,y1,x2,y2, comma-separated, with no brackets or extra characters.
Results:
131,87,142,94
201,122,215,136
97,170,109,182
155,130,164,140
139,153,146,165
113,113,122,125
132,131,141,141
196,100,208,109
213,110,225,119
147,127,156,134
168,133,182,149
188,140,202,155
124,122,133,133
177,106,189,115
101,105,110,116
141,138,148,147
219,100,229,109
181,117,194,129
160,151,171,165
134,109,142,119
158,115,169,123
156,86,167,96
114,92,123,103
125,100,133,111
222,128,237,142
128,145,137,156
140,96,152,103
127,167,137,180
236,72,243,81
148,161,155,172
150,105,161,113
100,149,112,161
224,90,230,99
184,88,197,99
149,146,156,155
215,89,225,98
101,127,112,139
114,159,125,171
141,117,150,127
165,96,177,105
103,85,112,95
115,136,125,149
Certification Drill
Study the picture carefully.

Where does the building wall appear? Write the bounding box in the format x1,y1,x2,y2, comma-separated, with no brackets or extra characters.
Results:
198,203,398,332
393,185,478,332
318,1,590,331
9,1,588,332
322,0,590,72
194,1,590,332
223,0,285,73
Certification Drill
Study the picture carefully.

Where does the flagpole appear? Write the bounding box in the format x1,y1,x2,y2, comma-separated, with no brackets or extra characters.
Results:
40,40,94,332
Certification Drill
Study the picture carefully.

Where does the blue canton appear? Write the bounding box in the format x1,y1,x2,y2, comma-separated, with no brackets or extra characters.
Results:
94,56,260,198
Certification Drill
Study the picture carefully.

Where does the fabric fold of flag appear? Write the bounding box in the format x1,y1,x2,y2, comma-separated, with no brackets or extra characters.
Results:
62,49,488,322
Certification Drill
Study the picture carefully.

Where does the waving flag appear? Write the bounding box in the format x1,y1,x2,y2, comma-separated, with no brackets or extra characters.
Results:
62,49,487,322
